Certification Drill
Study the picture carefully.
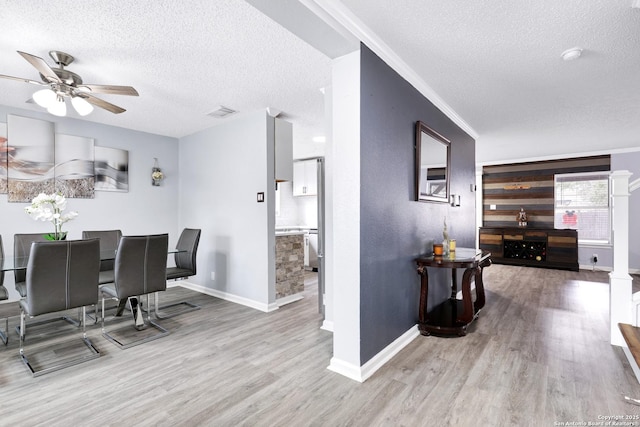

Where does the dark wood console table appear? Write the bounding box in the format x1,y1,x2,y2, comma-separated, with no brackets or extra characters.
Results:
415,248,491,337
479,227,578,271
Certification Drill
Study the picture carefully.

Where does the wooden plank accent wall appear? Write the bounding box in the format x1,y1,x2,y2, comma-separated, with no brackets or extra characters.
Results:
482,155,610,228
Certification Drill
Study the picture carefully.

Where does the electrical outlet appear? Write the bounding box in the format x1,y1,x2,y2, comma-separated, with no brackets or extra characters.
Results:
211,272,216,281
592,254,598,264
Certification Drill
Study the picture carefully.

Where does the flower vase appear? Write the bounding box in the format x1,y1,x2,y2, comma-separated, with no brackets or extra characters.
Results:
44,231,67,241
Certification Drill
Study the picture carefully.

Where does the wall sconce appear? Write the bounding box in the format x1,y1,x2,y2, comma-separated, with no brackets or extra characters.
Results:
450,194,460,207
151,158,164,186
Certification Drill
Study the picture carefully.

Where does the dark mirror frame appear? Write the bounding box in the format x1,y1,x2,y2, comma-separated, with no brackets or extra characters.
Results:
415,121,451,203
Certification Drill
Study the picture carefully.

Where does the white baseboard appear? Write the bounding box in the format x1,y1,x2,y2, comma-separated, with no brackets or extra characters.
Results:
169,280,278,313
327,357,363,382
321,320,334,332
327,325,420,383
276,294,304,307
579,264,612,272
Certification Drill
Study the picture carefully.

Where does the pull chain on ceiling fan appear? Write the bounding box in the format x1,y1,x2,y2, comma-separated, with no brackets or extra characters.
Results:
0,50,139,116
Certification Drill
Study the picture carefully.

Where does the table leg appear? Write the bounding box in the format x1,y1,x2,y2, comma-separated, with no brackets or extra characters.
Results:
473,258,491,312
451,268,457,299
417,265,430,333
457,267,476,324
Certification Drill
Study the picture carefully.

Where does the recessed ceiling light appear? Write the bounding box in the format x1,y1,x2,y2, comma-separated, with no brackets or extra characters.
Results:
312,136,326,143
561,47,583,61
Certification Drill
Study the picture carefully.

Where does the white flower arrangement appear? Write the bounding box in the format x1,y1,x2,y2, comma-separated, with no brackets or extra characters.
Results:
151,170,164,181
24,192,78,240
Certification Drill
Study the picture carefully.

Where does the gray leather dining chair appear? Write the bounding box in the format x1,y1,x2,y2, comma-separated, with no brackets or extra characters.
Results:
82,229,122,285
14,233,82,332
100,234,169,349
13,233,49,298
19,239,101,377
0,235,8,345
159,228,201,318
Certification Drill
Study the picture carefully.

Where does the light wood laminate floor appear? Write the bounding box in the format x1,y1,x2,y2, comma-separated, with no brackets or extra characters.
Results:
1,267,640,426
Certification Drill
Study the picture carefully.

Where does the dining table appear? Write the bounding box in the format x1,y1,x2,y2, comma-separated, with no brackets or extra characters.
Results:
0,247,186,330
0,248,184,272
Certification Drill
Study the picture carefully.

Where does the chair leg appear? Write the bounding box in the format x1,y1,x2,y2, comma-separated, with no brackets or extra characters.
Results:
101,293,169,350
20,306,100,377
154,286,200,319
0,316,8,345
15,310,82,337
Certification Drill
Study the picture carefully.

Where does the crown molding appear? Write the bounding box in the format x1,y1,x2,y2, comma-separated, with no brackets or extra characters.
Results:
306,0,479,139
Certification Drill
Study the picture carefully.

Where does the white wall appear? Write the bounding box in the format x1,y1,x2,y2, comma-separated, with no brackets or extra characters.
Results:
178,111,276,309
275,182,299,226
328,50,361,379
0,106,180,300
276,186,318,228
612,150,640,272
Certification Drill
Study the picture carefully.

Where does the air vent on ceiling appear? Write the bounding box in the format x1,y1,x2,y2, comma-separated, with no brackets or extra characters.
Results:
207,105,237,118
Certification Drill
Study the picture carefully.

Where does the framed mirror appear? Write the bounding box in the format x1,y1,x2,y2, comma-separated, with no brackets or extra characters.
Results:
415,121,451,203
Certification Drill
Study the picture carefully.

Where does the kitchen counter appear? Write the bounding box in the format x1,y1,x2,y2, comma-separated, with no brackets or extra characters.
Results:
275,233,304,300
275,230,307,236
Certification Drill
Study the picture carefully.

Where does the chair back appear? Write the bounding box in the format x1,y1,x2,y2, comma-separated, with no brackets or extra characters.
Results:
82,230,122,272
14,233,50,284
174,228,201,275
0,234,4,287
114,234,168,299
0,235,6,300
25,239,100,316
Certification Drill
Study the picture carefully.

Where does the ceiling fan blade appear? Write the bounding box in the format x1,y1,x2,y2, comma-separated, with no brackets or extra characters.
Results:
77,93,126,114
79,84,139,96
17,51,62,84
0,74,47,86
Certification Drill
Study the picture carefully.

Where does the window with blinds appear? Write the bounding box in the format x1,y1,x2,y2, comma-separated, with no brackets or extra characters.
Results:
554,172,610,244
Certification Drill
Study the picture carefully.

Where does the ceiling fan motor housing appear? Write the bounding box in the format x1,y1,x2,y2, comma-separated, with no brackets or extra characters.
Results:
49,51,74,67
41,68,83,87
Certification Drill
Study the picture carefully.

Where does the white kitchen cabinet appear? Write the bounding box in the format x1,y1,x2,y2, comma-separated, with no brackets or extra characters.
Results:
293,159,317,196
275,118,293,182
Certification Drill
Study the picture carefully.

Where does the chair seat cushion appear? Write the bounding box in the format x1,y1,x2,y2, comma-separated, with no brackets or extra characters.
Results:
166,267,194,280
0,285,8,301
98,270,115,285
15,281,26,298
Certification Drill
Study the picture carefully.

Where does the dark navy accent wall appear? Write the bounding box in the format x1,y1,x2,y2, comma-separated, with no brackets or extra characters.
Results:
359,45,476,364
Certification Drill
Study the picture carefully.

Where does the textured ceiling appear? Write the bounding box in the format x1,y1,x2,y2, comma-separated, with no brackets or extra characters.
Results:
0,0,331,145
338,0,640,162
2,1,639,163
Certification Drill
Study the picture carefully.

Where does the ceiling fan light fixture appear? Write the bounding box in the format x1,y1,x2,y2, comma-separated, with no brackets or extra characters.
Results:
47,95,67,117
33,88,56,108
71,96,94,116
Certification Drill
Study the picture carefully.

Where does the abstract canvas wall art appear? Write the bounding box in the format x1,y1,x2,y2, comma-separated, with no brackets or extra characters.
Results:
94,146,129,192
55,133,95,198
7,115,55,202
0,123,7,194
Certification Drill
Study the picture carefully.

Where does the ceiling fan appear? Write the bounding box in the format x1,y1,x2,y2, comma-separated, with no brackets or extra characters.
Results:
0,50,138,116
